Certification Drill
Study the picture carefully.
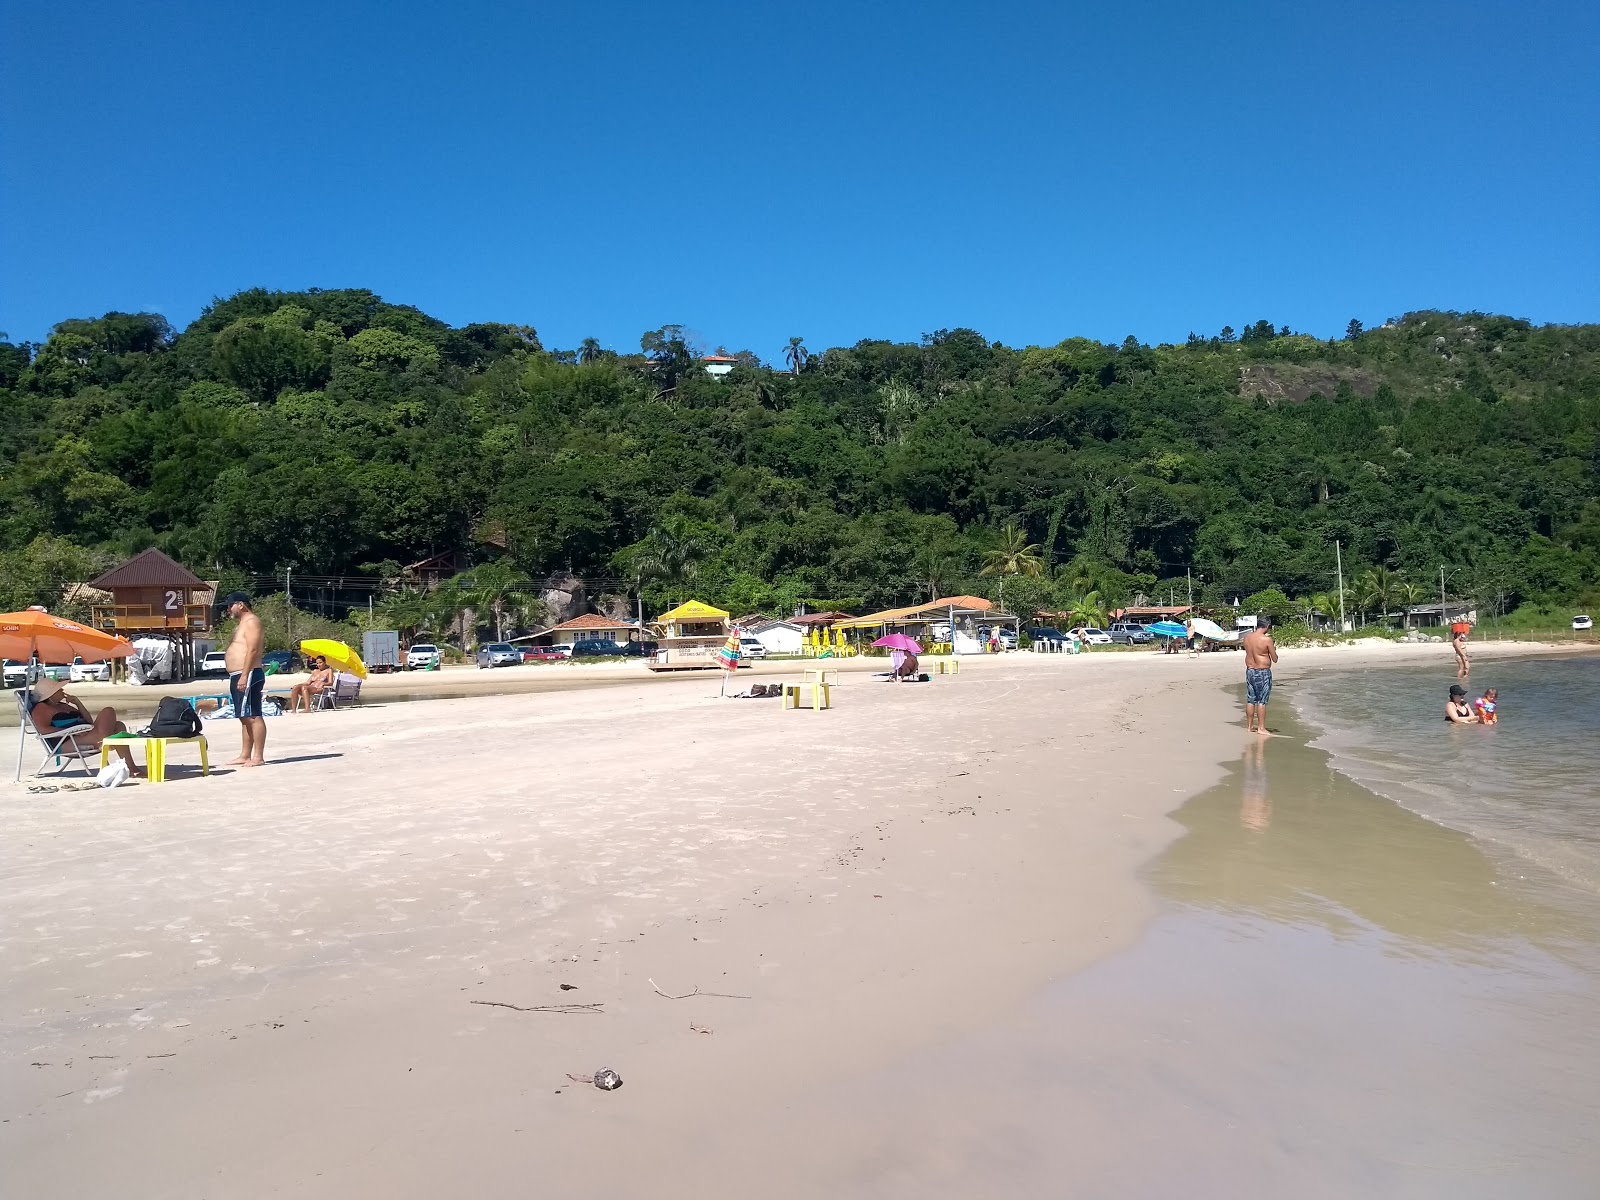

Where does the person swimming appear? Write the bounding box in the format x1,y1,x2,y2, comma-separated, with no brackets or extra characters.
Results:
1445,684,1478,724
1475,687,1498,724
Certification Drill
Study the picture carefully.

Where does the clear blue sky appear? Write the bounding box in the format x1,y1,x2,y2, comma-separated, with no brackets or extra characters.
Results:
3,1,1597,359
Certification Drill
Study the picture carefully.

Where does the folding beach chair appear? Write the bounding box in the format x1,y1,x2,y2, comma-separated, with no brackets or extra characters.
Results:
313,671,363,711
14,690,98,781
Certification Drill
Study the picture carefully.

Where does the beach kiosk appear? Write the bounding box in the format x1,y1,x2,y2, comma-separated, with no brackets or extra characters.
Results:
647,600,733,672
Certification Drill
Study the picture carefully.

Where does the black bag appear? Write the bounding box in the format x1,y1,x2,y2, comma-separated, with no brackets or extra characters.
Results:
146,695,202,738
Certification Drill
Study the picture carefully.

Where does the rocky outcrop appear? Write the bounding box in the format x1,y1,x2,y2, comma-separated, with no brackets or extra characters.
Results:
1239,363,1380,405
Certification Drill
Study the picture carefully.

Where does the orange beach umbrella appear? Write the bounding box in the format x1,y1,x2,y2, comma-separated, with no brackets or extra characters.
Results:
0,608,135,665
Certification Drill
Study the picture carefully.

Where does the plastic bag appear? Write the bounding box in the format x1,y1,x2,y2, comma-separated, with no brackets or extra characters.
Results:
97,758,130,789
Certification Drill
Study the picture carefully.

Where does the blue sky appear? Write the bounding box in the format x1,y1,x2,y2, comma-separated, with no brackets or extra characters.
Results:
3,1,1596,359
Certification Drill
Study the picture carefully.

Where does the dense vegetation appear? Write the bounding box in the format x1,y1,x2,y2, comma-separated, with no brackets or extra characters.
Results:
2,290,1597,638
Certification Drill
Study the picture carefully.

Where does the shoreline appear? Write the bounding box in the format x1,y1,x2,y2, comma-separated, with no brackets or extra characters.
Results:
3,643,1595,1195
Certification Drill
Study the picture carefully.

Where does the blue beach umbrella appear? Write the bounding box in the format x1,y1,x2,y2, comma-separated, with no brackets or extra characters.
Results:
1147,620,1189,639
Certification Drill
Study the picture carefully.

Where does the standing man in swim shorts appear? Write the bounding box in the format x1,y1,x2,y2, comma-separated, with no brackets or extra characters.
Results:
223,591,267,767
1242,615,1278,735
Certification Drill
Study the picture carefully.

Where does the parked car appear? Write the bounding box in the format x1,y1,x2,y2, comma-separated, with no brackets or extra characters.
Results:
996,628,1017,650
569,639,652,658
262,649,300,675
68,656,112,683
739,636,767,659
1069,626,1113,646
521,645,571,662
1109,622,1154,645
3,659,29,689
1574,615,1594,631
476,642,521,668
1025,627,1069,647
406,643,442,670
198,651,229,678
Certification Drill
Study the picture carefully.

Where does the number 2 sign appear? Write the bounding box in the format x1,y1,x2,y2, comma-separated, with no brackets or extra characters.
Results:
163,589,183,615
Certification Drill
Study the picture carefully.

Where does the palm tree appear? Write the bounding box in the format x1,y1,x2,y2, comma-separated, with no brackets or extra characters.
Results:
1396,580,1428,628
457,561,542,642
1306,591,1338,629
784,336,808,377
634,522,708,606
979,521,1043,612
578,337,603,366
1355,566,1399,626
1063,588,1108,630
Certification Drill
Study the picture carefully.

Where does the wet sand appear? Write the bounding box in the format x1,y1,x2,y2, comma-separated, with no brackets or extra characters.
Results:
742,703,1600,1198
4,644,1597,1196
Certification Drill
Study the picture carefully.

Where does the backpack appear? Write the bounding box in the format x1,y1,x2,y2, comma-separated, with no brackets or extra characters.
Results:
145,695,202,739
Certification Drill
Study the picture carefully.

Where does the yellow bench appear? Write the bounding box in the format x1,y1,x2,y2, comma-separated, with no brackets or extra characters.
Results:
783,680,832,710
102,735,210,783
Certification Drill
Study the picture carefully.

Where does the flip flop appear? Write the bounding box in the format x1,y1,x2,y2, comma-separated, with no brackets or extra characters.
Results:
27,784,60,794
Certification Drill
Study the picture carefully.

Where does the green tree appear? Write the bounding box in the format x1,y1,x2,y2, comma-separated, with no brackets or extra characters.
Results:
578,337,603,365
1355,567,1400,625
979,521,1043,612
784,336,808,376
455,560,544,642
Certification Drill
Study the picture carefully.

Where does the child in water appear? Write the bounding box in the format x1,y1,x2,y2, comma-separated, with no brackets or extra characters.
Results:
1475,687,1498,724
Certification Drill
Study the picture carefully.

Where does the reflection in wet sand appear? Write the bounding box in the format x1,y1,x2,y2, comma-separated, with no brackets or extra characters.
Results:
730,704,1600,1198
1153,708,1590,957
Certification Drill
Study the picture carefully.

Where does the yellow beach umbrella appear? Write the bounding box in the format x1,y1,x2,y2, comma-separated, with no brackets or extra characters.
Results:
298,638,368,679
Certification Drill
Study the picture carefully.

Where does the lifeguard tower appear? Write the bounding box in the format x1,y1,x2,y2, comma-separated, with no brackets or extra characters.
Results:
87,548,214,678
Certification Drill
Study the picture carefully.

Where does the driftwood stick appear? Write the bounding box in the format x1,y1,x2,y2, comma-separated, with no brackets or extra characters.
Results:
471,1000,604,1014
648,978,751,1001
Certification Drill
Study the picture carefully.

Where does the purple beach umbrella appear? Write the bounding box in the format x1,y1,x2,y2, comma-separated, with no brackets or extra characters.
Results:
872,633,923,654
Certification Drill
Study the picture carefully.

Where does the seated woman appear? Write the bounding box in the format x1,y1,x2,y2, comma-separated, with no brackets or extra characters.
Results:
29,677,139,773
288,656,336,713
1445,684,1478,724
893,651,921,681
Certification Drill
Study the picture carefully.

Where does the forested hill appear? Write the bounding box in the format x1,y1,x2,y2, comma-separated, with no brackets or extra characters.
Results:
2,289,1597,623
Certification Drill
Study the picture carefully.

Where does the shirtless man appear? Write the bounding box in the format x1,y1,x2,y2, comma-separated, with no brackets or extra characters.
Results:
1453,625,1470,679
223,592,266,766
1241,616,1279,735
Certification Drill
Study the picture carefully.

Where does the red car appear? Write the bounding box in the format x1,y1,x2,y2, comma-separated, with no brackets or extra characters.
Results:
521,646,570,663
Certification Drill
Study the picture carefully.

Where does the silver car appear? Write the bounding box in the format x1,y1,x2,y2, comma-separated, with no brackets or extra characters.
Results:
476,642,521,668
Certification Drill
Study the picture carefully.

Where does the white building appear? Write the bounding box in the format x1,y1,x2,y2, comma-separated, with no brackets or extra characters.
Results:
701,352,739,379
745,619,805,656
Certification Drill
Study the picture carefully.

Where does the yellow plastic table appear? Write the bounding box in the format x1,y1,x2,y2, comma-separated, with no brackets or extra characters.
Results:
102,735,210,782
784,680,832,711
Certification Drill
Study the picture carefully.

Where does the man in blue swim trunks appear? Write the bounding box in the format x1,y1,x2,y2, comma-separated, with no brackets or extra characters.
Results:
222,591,267,767
1242,615,1278,736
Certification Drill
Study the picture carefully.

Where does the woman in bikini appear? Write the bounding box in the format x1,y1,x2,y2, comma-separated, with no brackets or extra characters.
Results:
288,656,335,712
1444,683,1478,724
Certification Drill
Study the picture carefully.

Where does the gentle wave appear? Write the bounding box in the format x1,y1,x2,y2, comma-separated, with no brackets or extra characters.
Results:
1289,656,1600,896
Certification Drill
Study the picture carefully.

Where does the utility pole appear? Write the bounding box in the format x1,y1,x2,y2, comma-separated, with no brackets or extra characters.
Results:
285,569,292,644
1186,568,1193,607
1440,564,1447,622
1335,541,1347,632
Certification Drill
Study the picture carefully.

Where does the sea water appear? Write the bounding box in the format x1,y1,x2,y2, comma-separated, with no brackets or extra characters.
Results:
1291,654,1600,898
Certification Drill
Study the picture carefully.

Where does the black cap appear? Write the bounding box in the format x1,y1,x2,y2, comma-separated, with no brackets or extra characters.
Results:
222,591,251,609
1448,684,1467,697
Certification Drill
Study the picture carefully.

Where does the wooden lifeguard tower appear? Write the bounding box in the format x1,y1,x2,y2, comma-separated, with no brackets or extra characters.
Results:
87,548,214,679
646,600,732,672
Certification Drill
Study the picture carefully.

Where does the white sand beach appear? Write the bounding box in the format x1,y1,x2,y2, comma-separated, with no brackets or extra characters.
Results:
2,641,1593,1197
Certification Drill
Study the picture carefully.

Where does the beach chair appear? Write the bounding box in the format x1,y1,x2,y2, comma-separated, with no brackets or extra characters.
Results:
314,671,363,711
13,690,98,781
